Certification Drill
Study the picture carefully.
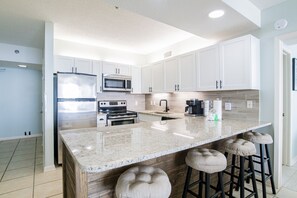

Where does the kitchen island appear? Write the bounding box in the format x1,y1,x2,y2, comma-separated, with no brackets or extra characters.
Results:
60,117,271,198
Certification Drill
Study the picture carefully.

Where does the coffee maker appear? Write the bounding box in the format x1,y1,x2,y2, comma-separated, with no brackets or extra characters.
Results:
185,99,204,116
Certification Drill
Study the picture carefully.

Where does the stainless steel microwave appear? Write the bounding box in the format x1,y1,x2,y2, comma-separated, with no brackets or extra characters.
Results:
102,74,132,92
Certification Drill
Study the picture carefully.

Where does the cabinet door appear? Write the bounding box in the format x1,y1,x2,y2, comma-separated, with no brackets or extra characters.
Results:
117,64,131,76
54,56,74,73
197,45,220,91
179,52,196,91
131,66,142,94
102,61,117,74
75,58,92,74
152,61,164,93
92,60,102,93
141,66,152,93
220,36,250,90
164,57,179,92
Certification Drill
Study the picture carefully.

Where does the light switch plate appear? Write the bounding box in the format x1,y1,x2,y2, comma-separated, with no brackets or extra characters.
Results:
247,100,253,109
225,102,232,111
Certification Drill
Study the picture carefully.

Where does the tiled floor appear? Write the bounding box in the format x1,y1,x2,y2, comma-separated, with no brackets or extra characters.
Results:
0,137,62,198
1,137,297,197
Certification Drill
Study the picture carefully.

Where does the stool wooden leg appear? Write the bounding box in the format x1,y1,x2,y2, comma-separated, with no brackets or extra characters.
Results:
205,173,210,198
249,156,258,198
260,144,267,198
229,154,236,197
199,171,203,198
265,144,276,194
219,172,225,198
182,167,192,198
239,156,245,198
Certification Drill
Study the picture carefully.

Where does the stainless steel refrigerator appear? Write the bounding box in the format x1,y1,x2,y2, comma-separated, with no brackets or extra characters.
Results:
54,72,97,164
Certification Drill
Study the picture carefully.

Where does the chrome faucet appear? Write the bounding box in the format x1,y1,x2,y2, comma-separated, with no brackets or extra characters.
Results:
159,99,169,112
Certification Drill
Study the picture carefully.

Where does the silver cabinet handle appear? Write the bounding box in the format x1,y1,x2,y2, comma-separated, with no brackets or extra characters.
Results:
75,67,77,73
174,84,177,91
100,86,102,92
216,81,218,89
115,68,117,74
118,68,120,74
220,80,222,89
71,67,74,73
131,88,133,93
177,84,180,91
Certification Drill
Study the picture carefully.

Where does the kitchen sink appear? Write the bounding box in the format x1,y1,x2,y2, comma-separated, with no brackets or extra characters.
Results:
154,111,170,114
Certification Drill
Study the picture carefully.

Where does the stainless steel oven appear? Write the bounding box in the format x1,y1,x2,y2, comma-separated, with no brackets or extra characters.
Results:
98,100,138,126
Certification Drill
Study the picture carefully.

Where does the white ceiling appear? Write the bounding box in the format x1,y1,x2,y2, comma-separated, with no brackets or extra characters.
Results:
249,0,287,10
0,0,288,55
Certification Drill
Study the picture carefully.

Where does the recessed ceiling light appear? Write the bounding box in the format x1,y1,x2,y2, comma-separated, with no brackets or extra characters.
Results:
18,64,27,68
208,10,225,19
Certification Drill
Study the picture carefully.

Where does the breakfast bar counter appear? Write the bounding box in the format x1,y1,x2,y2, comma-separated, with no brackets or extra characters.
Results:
60,117,271,198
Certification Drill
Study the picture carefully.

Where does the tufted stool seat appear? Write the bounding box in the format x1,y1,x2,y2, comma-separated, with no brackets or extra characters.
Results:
225,138,257,156
224,138,258,198
244,131,273,144
183,148,226,198
115,166,171,198
185,148,227,174
243,131,276,198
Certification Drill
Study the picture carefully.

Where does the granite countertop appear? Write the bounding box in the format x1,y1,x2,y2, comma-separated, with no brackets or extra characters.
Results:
137,110,185,118
60,117,271,173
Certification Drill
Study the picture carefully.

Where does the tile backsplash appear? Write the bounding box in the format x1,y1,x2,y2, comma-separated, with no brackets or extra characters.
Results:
145,90,259,121
97,92,145,111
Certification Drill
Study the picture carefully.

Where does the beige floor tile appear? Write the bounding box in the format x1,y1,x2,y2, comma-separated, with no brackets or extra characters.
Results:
15,145,35,151
276,187,297,198
35,157,43,165
10,153,35,162
0,175,33,195
14,149,35,156
48,193,63,198
0,158,10,165
35,167,62,185
34,180,63,198
0,164,7,172
2,166,34,181
0,187,32,198
35,165,43,175
7,159,34,170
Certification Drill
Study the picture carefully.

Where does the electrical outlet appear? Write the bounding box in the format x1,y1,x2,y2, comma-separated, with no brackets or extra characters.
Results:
247,100,253,109
225,102,232,111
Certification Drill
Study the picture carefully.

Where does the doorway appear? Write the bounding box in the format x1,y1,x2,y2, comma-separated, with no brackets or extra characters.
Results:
282,50,291,166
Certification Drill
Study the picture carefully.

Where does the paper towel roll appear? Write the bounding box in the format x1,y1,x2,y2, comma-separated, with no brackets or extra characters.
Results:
203,100,210,116
213,99,222,120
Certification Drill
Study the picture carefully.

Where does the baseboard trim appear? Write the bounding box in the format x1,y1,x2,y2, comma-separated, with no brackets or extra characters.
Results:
0,133,42,141
44,165,56,172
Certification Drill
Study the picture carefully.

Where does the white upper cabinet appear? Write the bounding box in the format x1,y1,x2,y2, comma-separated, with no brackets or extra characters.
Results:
54,56,93,75
179,51,196,91
164,57,179,92
197,45,220,91
141,65,152,93
197,34,260,91
102,61,130,75
54,56,74,73
151,61,164,93
219,35,260,90
92,60,102,93
74,58,92,74
131,66,142,94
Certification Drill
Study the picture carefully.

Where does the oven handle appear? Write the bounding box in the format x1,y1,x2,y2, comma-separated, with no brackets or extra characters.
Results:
107,117,137,121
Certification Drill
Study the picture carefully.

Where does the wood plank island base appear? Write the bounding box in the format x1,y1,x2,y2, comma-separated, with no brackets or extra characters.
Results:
60,117,271,198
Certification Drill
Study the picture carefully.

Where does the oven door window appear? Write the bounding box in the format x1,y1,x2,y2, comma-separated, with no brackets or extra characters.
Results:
105,79,126,89
110,119,135,126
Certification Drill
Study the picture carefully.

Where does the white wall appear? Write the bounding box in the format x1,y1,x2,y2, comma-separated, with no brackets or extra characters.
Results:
287,44,297,163
0,67,42,139
0,43,42,64
144,36,215,64
54,39,146,66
